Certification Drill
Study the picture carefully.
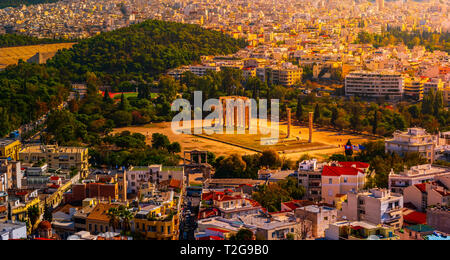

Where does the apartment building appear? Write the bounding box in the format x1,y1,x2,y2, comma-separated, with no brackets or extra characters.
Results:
294,205,338,238
340,188,404,229
196,212,306,240
65,182,119,203
0,139,21,161
0,221,27,240
188,65,220,76
444,84,450,105
403,181,449,212
344,70,404,100
297,159,323,201
208,191,262,219
260,64,302,87
127,165,184,194
133,191,180,240
385,128,440,161
85,203,119,235
389,164,450,194
19,145,89,177
321,161,370,205
427,206,450,233
423,78,444,94
403,76,428,100
325,220,398,240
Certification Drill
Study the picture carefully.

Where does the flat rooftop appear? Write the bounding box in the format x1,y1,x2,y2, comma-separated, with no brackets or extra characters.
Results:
20,145,88,154
0,139,18,146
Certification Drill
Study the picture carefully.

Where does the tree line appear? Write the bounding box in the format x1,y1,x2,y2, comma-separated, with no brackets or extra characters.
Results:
0,33,73,48
355,27,450,53
0,0,58,9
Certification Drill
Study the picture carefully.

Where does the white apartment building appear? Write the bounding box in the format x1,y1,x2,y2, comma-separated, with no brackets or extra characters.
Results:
0,221,27,240
127,165,184,194
385,128,443,161
403,181,450,212
344,70,404,100
389,164,450,194
188,65,220,76
340,188,404,229
297,159,323,201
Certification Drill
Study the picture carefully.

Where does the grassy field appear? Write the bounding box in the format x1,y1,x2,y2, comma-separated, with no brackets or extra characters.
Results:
195,127,331,153
0,42,75,69
113,120,381,161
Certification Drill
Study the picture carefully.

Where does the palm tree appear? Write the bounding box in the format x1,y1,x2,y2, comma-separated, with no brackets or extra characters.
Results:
107,207,120,232
119,208,134,234
27,205,40,228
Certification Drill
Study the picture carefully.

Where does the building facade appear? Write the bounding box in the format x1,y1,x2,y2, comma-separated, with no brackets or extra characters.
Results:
340,188,404,229
19,145,89,177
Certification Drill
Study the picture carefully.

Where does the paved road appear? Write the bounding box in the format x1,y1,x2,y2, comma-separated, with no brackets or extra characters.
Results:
179,193,201,240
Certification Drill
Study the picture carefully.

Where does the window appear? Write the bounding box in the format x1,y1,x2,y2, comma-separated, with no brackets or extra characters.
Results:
329,178,332,184
344,177,348,183
161,226,164,233
324,217,328,221
328,190,332,196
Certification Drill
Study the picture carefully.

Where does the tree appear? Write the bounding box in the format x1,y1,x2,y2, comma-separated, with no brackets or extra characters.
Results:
372,110,378,134
103,88,113,103
168,142,181,154
313,103,320,123
119,93,130,111
296,96,303,121
111,110,132,127
43,203,53,222
331,106,338,127
27,205,40,228
151,133,171,150
214,154,247,178
107,207,121,232
229,228,254,240
259,149,281,169
119,206,133,233
252,178,305,212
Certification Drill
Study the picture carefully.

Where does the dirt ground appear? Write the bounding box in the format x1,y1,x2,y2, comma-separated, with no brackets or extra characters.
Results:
113,120,380,162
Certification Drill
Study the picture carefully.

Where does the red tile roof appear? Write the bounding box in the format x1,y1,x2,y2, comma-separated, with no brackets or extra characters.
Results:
337,162,370,169
198,235,224,240
415,183,427,193
207,227,230,233
322,165,364,176
404,211,427,225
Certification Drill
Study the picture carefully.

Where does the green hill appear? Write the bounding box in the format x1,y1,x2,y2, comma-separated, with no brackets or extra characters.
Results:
0,0,59,9
0,19,246,137
48,19,247,84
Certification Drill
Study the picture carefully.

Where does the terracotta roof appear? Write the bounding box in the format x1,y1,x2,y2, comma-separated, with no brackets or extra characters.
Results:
415,183,427,193
207,227,230,233
87,203,119,222
198,235,224,240
337,162,370,169
322,165,363,176
404,211,427,225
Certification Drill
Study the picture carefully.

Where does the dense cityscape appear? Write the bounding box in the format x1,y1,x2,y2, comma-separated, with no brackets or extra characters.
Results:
0,0,449,245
